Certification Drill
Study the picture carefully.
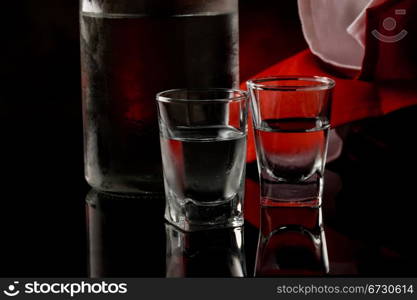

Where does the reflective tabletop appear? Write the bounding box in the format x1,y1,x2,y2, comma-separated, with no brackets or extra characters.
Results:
1,107,417,277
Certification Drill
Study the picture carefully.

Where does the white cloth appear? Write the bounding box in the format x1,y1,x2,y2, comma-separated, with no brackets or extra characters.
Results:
347,0,391,48
298,0,371,70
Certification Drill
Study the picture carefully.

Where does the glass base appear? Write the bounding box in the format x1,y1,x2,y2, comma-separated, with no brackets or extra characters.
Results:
164,191,244,232
85,168,164,194
260,173,323,208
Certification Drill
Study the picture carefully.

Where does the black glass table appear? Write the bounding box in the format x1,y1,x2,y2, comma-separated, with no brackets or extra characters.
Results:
1,106,417,277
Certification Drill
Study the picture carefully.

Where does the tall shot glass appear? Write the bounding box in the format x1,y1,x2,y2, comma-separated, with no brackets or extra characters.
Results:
156,89,248,231
247,77,335,207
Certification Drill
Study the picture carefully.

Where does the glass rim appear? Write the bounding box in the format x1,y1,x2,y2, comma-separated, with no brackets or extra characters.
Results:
156,88,248,103
247,76,336,91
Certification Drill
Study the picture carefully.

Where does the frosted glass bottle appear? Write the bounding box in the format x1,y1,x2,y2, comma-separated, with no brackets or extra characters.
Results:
80,0,239,193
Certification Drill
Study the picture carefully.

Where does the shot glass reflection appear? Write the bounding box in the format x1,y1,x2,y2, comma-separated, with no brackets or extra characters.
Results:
255,206,329,276
166,225,246,277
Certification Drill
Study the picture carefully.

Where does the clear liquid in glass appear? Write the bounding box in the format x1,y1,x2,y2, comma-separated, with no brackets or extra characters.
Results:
254,118,330,205
160,125,246,229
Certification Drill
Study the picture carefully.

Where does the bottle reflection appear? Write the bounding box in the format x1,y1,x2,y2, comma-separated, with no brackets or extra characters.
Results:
255,206,329,276
86,189,166,277
166,225,247,277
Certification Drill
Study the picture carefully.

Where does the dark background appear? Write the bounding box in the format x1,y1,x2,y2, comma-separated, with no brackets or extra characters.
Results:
0,0,305,277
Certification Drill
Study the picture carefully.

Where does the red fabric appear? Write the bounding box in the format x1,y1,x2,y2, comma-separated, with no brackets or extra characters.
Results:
242,0,417,163
242,50,382,162
244,178,261,227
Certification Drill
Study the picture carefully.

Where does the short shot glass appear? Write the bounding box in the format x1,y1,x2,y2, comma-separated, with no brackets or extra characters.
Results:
156,89,248,231
247,76,335,207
